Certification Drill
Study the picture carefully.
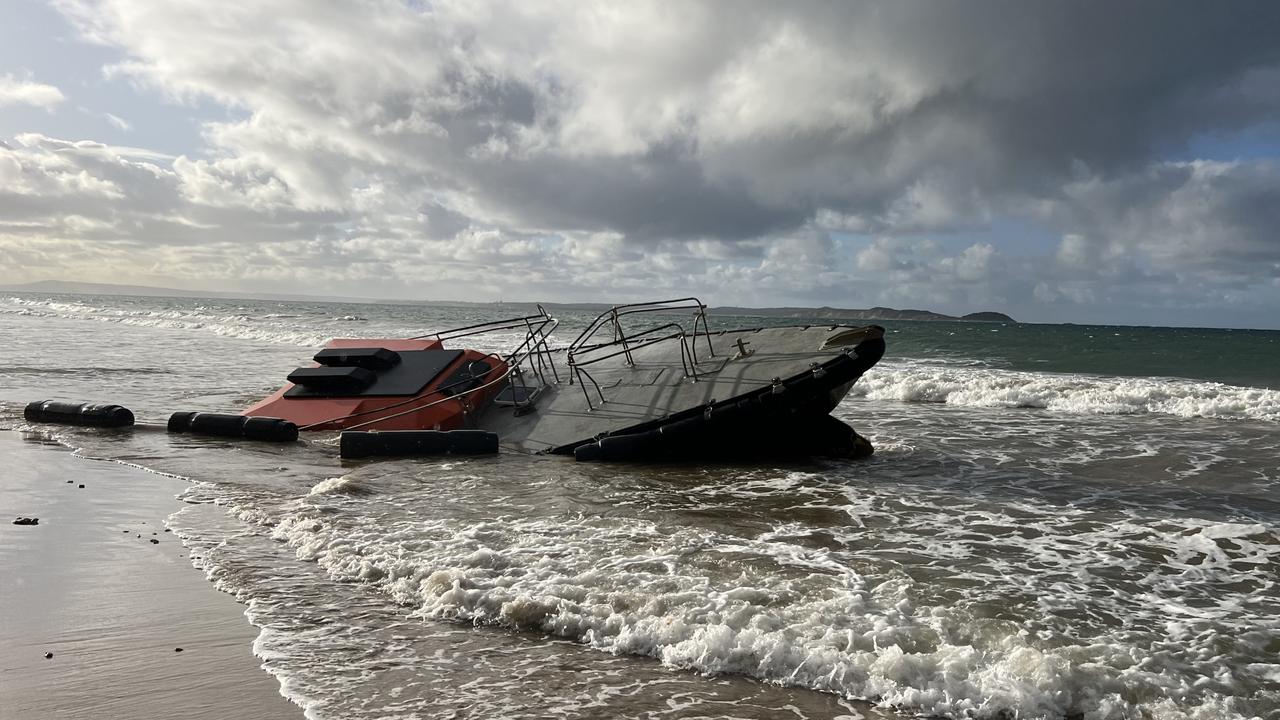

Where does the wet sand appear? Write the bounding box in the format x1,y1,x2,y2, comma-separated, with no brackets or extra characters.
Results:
0,430,301,720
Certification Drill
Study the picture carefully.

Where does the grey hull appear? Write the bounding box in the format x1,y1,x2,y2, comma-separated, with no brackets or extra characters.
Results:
477,324,885,457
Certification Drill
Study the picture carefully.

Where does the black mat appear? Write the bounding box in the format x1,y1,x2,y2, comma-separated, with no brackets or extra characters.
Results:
284,349,464,398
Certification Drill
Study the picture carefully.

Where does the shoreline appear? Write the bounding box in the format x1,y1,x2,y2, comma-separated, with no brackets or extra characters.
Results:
0,430,302,720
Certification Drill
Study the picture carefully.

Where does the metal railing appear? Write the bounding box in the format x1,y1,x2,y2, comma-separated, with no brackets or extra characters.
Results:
414,305,561,388
302,299,720,425
299,307,561,430
565,298,716,409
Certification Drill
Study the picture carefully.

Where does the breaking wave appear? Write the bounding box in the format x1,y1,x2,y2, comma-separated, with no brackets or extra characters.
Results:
854,362,1280,422
263,498,1278,720
2,296,346,348
0,295,539,355
308,475,374,496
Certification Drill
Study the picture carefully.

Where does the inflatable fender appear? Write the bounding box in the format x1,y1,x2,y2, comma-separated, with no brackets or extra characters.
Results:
340,430,498,459
168,412,298,442
447,430,500,456
24,400,134,428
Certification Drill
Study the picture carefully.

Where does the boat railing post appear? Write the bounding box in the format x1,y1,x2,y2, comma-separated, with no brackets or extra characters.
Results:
514,364,532,409
572,366,606,409
539,328,561,384
611,308,636,367
573,366,590,408
688,311,699,364
694,303,715,360
520,318,538,385
679,334,699,382
521,316,547,386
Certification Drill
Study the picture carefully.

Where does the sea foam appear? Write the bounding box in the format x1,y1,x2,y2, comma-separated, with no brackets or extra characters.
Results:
853,362,1280,422
0,295,542,353
2,296,335,347
264,501,1278,720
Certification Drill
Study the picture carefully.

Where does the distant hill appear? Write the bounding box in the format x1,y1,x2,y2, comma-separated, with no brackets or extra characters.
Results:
416,301,1014,323
960,311,1016,322
709,305,1015,323
1,280,1015,323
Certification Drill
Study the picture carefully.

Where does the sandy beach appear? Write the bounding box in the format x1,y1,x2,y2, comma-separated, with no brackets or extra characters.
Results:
0,429,301,720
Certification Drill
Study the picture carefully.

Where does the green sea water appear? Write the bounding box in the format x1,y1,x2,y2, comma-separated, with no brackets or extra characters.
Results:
875,320,1280,389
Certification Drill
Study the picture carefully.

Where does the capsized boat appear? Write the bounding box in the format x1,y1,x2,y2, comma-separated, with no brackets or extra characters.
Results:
242,298,886,461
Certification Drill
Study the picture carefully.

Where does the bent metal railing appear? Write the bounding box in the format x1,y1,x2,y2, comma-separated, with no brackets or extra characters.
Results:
566,297,716,410
299,307,560,430
415,305,561,388
300,298,719,426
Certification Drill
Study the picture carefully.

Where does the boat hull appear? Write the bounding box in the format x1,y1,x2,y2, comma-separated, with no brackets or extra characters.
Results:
237,314,886,462
564,333,883,461
242,338,507,431
479,324,886,459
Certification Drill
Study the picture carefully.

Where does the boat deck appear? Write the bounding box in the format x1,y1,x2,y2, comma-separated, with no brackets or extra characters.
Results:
479,325,881,453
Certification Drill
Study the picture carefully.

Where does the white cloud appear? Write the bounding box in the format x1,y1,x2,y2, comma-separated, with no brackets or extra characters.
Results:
1,1,1278,324
944,242,999,283
0,73,65,108
103,113,131,131
52,0,1280,239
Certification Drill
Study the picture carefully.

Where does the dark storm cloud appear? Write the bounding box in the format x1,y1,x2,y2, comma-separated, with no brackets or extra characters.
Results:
1046,159,1280,273
8,0,1279,321
56,0,1280,242
465,146,809,241
397,1,1280,243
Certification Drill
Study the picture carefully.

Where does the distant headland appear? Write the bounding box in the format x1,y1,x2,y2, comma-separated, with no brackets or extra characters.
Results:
512,302,1014,323
0,280,1016,323
704,306,1014,323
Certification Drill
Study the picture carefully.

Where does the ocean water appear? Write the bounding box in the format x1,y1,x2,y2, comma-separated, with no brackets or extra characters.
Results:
2,292,1278,720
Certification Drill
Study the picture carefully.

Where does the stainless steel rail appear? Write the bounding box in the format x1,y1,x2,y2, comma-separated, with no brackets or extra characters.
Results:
299,308,561,430
415,304,561,387
565,298,716,409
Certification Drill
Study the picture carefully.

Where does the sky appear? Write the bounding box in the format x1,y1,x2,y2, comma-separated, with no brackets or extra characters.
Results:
1,1,1279,328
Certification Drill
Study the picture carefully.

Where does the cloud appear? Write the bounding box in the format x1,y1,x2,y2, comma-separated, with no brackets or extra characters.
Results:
0,73,65,108
52,1,1280,235
1035,159,1280,283
103,113,131,131
3,0,1279,324
1010,158,1280,322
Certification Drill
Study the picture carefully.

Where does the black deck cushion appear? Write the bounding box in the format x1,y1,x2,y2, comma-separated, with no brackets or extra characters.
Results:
284,349,465,398
314,347,401,370
287,366,377,392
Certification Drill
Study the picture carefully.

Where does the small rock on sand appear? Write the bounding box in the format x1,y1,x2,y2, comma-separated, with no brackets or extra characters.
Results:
149,539,160,544
174,647,183,652
77,484,85,489
13,517,39,526
44,652,53,659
